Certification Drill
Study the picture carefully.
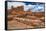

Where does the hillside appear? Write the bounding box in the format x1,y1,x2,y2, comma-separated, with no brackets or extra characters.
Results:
7,6,45,29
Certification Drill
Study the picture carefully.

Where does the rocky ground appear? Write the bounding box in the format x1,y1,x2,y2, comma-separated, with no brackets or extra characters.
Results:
7,14,45,30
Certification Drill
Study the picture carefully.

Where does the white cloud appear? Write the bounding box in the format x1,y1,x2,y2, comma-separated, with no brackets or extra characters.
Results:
7,2,25,9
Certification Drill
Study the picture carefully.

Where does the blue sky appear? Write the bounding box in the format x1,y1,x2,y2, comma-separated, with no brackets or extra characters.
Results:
7,2,44,12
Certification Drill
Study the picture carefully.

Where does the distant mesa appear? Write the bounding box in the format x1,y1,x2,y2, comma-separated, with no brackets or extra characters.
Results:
8,5,32,15
11,5,24,11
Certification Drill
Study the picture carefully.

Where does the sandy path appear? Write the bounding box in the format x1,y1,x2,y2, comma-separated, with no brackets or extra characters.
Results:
8,20,34,29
